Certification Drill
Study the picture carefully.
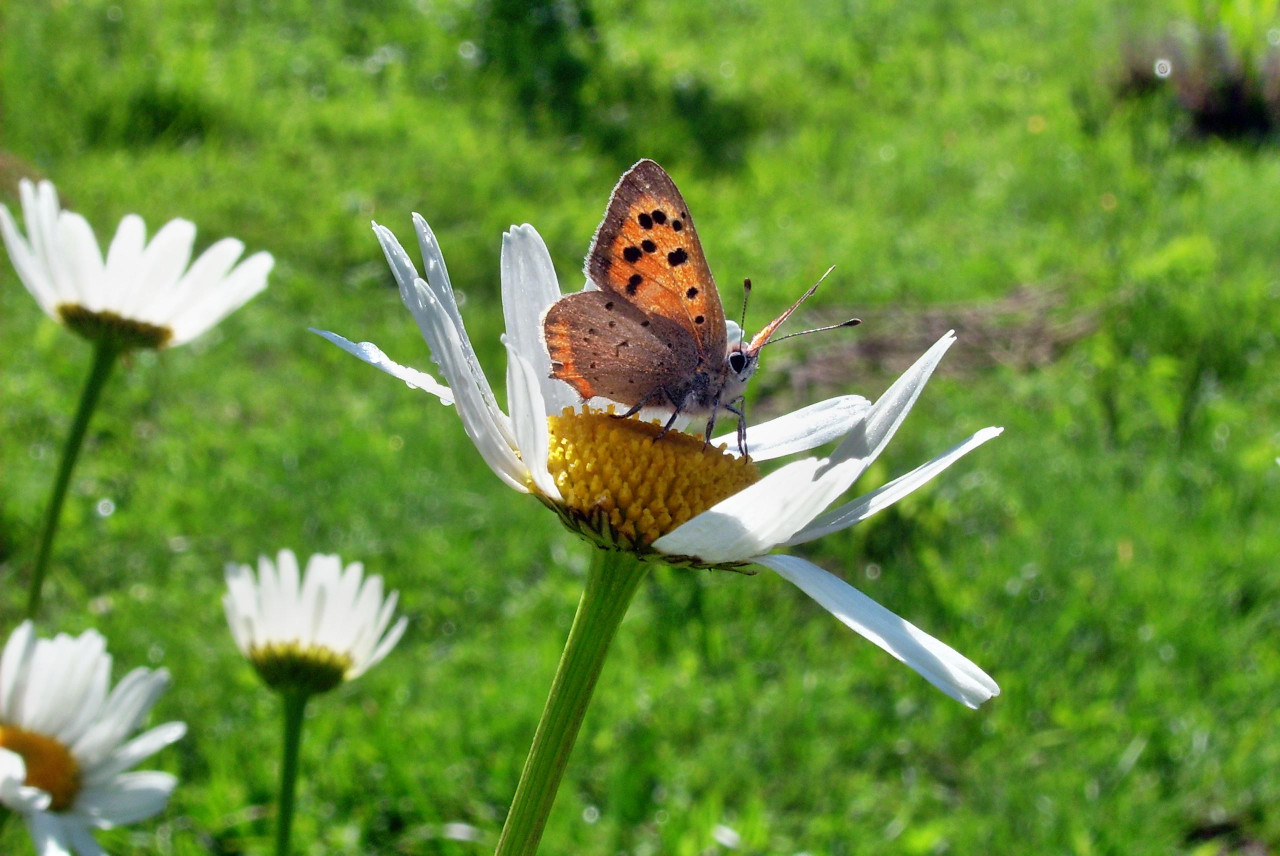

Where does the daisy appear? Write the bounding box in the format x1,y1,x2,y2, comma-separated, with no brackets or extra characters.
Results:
0,621,186,856
1,178,274,351
1,179,274,619
322,216,1001,707
319,214,1002,854
223,550,408,696
224,550,407,856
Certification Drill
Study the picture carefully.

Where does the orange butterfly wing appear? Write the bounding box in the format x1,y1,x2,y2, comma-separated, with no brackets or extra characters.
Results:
584,159,726,362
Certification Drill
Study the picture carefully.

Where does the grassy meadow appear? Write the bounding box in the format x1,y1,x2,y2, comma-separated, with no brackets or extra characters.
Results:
2,0,1280,853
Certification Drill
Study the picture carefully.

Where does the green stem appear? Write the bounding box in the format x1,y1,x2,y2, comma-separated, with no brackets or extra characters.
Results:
275,690,310,856
494,549,650,856
27,340,121,620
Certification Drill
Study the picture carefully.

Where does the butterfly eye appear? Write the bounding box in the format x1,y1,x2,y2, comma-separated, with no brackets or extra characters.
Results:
728,351,748,374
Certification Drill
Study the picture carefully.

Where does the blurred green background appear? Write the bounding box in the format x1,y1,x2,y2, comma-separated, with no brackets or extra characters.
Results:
2,0,1279,853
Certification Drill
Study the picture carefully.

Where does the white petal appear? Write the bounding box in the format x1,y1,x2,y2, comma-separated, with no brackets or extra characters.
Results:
0,748,53,813
71,669,169,765
756,554,999,708
400,274,527,491
829,331,957,468
0,620,36,720
658,333,960,563
787,427,1004,546
74,771,176,827
312,329,455,404
0,746,23,783
716,395,871,461
397,217,517,446
342,574,386,661
0,201,57,316
61,822,105,856
504,345,559,499
118,218,196,318
82,721,186,786
500,224,575,414
103,214,146,277
166,250,273,346
24,631,110,739
223,564,258,653
361,588,401,660
364,616,408,673
29,182,76,309
372,222,524,488
409,217,517,446
26,811,75,856
277,550,308,642
146,236,244,324
56,214,106,311
653,456,838,563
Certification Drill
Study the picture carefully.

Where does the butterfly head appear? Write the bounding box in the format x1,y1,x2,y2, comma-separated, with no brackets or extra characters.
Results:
722,341,761,399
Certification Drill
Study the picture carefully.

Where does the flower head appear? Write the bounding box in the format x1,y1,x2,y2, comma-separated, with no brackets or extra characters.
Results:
224,550,409,696
0,179,273,349
0,621,186,855
319,216,1002,707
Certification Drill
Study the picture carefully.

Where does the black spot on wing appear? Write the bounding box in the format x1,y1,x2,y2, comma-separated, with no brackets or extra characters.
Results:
638,212,653,229
641,239,657,253
623,246,642,263
685,287,698,298
668,247,688,266
651,209,667,224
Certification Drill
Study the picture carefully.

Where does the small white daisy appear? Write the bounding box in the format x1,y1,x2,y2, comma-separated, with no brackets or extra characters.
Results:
0,178,273,349
0,621,187,856
224,550,409,695
321,216,1003,708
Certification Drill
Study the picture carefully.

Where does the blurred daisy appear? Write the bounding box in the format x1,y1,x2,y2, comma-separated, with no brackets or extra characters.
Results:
0,178,273,350
0,621,186,856
2,178,274,619
321,217,1001,708
224,550,408,696
224,551,407,856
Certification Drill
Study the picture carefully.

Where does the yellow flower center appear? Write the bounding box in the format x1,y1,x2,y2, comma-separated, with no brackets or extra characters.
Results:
57,304,173,350
539,408,761,552
0,725,81,811
249,642,353,696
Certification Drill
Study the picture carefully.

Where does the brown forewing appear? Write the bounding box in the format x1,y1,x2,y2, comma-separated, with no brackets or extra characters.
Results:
584,159,726,362
544,290,701,404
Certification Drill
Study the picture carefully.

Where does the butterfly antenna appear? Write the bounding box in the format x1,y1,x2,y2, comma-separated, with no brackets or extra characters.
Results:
738,278,751,349
756,317,861,347
746,266,842,354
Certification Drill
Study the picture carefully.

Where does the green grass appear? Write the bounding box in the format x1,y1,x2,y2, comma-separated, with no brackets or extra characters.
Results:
2,0,1280,853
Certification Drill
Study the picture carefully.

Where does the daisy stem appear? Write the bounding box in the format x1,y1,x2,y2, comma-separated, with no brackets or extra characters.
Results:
27,340,121,620
275,689,309,856
493,549,649,856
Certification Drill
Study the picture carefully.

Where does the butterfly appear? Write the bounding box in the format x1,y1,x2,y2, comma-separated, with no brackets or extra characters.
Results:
543,158,856,456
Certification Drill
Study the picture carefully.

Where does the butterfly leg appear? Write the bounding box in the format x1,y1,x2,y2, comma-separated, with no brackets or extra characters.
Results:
612,388,663,420
654,388,689,441
702,399,720,450
724,396,748,458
